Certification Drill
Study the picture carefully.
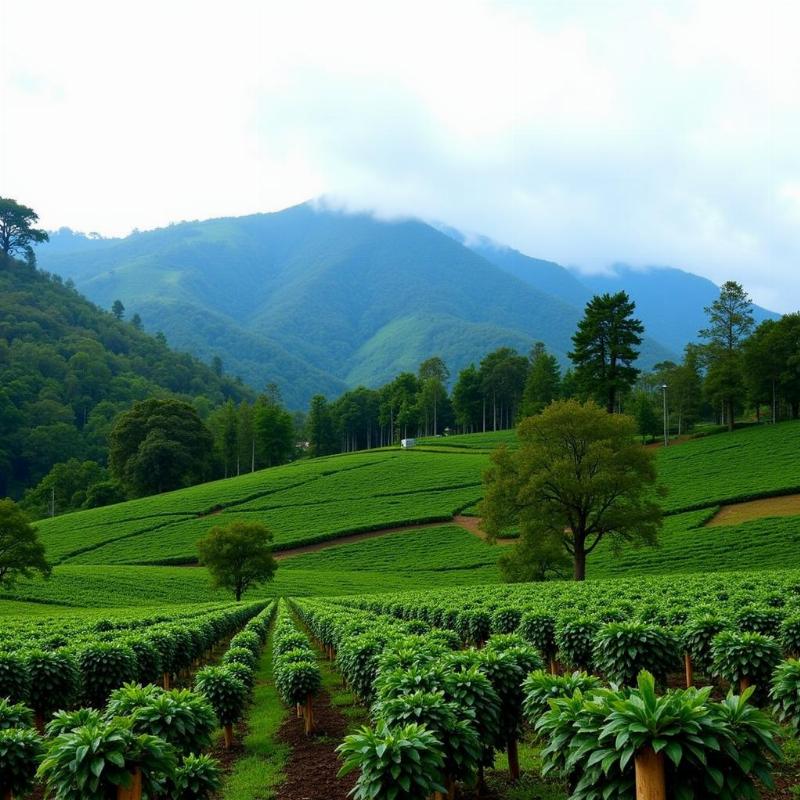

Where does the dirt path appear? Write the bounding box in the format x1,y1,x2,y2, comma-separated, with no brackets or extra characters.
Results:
275,515,513,561
706,493,800,527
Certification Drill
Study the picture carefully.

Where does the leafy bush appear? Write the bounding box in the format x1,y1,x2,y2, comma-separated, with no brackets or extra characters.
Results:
25,649,80,718
0,698,34,729
770,659,800,732
781,615,800,656
712,632,782,702
225,661,255,691
0,651,30,704
46,708,104,737
555,620,600,671
537,671,780,799
680,616,729,674
491,608,522,634
592,622,680,686
338,722,446,800
121,637,163,685
0,727,45,797
37,719,177,800
171,753,223,799
194,666,247,727
274,660,322,707
75,642,138,708
522,670,601,726
222,646,257,671
518,611,557,662
737,607,784,638
229,630,261,657
105,682,163,718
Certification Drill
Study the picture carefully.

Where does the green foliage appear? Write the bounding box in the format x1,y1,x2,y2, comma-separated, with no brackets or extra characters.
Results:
537,671,780,799
0,197,49,260
481,399,663,580
680,616,729,674
592,622,680,686
75,642,138,708
46,708,104,737
781,615,800,656
556,620,600,671
37,718,177,800
569,291,643,412
0,498,50,586
522,670,601,726
518,611,557,660
172,752,223,799
194,666,247,726
109,398,214,497
0,652,30,705
337,722,446,800
737,606,784,637
223,647,259,671
197,521,277,601
0,726,45,796
521,342,561,417
712,631,782,702
770,659,800,732
25,649,80,716
0,698,34,729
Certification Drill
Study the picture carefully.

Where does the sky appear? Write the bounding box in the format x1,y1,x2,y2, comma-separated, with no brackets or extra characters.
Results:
1,0,799,311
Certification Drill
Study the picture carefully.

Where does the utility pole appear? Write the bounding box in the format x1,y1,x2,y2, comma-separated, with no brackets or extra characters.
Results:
661,384,669,447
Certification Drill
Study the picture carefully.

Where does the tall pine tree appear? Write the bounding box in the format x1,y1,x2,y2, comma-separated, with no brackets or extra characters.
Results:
521,342,561,417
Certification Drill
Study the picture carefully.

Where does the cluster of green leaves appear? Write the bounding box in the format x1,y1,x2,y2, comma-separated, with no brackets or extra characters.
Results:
537,671,780,799
272,604,321,707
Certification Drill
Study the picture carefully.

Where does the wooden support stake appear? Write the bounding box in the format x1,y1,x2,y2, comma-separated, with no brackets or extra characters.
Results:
162,672,170,690
634,746,665,800
549,656,558,675
684,653,693,688
304,693,315,735
740,676,751,693
223,723,234,749
116,768,142,800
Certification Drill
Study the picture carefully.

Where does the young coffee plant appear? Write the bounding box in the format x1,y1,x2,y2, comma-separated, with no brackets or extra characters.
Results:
0,698,34,729
46,708,104,737
781,615,800,657
737,607,784,638
222,646,257,671
680,616,729,675
0,727,45,798
193,666,247,748
518,611,557,666
712,631,782,702
338,722,446,800
171,753,223,800
25,650,80,721
75,642,138,708
592,622,681,686
491,607,522,634
0,652,30,705
555,619,600,671
522,670,601,726
105,683,163,718
770,659,800,732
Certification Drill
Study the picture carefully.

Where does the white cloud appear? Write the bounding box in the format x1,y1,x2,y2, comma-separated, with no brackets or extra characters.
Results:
1,0,798,310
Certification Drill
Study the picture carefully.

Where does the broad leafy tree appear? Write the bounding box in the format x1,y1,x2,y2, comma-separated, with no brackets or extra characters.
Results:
0,198,49,263
569,292,643,413
253,395,294,467
306,395,338,457
478,348,528,430
700,280,754,431
109,398,214,495
418,357,450,436
481,399,663,581
0,499,51,586
197,521,277,601
520,342,561,417
451,364,483,433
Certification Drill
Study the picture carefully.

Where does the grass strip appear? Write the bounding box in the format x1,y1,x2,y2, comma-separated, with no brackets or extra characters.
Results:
222,627,290,800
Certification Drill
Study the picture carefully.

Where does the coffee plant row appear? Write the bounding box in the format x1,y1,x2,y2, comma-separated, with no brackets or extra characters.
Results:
293,578,800,800
0,603,275,799
272,600,321,734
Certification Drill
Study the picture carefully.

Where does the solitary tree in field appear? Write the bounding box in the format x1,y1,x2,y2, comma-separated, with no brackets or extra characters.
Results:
197,521,277,601
0,198,49,263
569,292,643,413
700,281,754,431
480,399,663,581
0,499,51,587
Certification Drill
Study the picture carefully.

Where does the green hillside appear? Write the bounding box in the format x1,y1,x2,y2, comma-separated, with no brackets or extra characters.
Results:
8,420,800,615
36,204,676,405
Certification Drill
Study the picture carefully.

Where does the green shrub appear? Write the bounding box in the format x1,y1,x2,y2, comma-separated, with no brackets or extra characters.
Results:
537,671,780,799
781,616,800,656
25,649,80,719
46,708,104,737
770,659,800,732
105,682,163,718
680,616,729,674
737,607,784,638
518,611,557,662
37,719,177,800
522,670,601,726
274,660,322,707
122,637,163,685
75,642,138,708
225,661,255,691
194,666,247,727
593,622,680,686
229,630,261,657
0,727,45,797
491,608,522,634
555,619,600,671
338,722,446,800
171,752,223,799
0,651,30,704
222,646,257,671
0,698,34,729
712,632,782,702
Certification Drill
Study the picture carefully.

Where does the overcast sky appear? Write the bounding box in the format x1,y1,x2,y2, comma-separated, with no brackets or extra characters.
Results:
1,1,798,310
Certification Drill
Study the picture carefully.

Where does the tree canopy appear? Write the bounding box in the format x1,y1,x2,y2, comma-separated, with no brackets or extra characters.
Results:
196,520,277,601
569,292,643,413
109,398,214,495
0,499,51,586
480,399,663,581
0,198,49,264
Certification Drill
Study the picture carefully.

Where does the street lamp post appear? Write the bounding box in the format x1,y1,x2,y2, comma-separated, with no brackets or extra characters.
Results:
661,384,668,447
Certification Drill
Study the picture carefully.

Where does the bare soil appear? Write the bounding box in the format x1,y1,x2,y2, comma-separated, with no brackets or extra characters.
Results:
706,493,800,527
274,689,356,800
453,514,516,545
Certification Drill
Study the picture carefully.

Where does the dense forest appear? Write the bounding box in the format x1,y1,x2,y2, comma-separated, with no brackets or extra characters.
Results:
0,253,252,502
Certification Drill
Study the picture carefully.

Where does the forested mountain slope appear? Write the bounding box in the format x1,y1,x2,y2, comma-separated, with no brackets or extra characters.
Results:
36,204,677,405
0,258,251,497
